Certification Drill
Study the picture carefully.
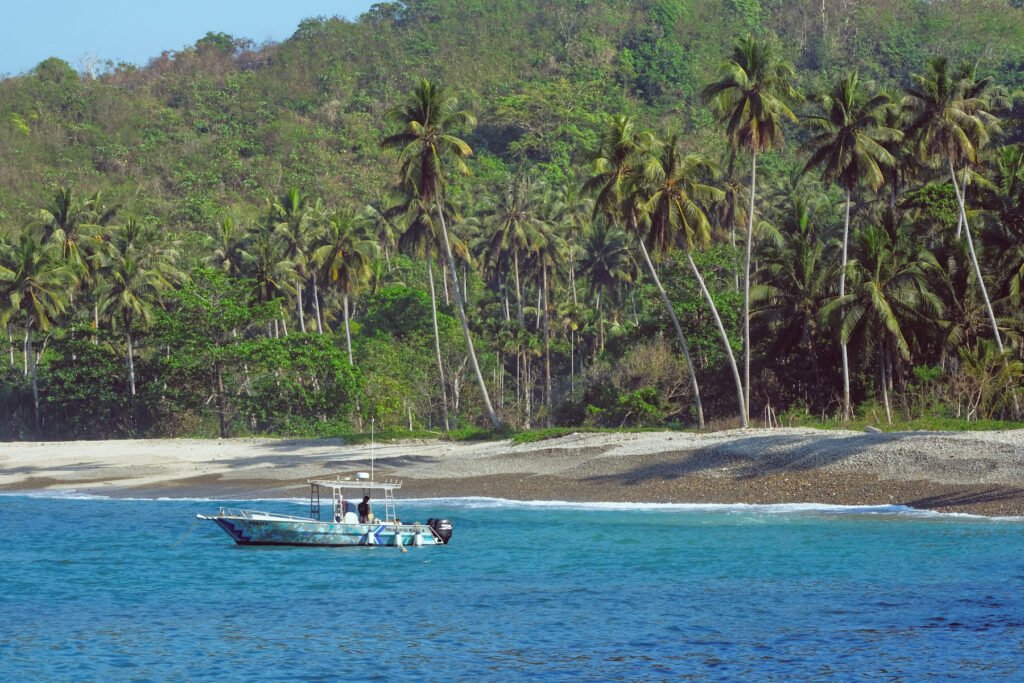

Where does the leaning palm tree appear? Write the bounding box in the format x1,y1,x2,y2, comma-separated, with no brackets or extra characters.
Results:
702,34,798,423
903,57,1004,351
313,206,378,364
0,229,76,433
382,79,500,428
584,115,706,428
633,136,747,427
801,71,902,419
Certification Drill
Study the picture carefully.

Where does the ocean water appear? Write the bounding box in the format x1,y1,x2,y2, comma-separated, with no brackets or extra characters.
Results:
1,495,1023,681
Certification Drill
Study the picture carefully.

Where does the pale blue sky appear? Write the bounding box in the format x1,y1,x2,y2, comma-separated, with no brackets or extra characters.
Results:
1,1,378,77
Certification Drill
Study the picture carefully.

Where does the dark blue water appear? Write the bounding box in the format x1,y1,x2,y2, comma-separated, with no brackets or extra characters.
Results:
2,495,1023,681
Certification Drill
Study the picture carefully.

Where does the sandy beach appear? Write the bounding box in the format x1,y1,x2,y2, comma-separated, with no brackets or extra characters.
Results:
2,428,1024,516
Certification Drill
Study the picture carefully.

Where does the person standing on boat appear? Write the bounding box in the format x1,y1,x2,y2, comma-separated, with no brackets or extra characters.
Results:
358,496,372,523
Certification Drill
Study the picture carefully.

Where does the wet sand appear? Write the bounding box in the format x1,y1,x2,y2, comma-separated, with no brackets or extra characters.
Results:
2,429,1023,516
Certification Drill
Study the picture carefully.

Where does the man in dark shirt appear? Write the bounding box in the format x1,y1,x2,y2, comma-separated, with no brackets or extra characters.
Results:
358,496,372,523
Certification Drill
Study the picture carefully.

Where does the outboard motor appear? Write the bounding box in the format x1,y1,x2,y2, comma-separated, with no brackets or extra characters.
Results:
427,518,453,544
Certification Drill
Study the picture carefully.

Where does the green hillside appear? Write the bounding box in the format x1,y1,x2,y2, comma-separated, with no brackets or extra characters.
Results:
1,0,1023,438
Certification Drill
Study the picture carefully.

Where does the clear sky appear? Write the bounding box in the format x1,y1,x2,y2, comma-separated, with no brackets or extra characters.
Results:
1,1,378,77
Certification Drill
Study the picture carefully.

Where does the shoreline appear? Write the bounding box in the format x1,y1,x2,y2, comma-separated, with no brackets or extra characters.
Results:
2,428,1023,517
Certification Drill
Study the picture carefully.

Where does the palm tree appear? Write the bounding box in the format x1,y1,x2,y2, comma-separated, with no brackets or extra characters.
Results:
210,215,248,277
95,219,181,398
0,229,76,432
702,34,798,423
756,194,833,408
313,206,378,364
823,212,942,423
484,175,546,328
242,223,295,337
903,57,1004,351
801,71,902,419
382,78,500,428
634,137,747,426
530,194,570,421
584,114,706,428
271,188,320,334
577,221,633,353
394,192,455,431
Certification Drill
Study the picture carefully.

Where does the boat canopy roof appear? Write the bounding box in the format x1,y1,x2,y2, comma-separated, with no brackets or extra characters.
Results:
307,477,402,492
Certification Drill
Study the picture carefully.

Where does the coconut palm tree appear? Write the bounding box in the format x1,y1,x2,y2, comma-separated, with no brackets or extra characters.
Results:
0,229,76,432
242,223,295,337
95,219,181,398
313,206,378,364
210,215,248,277
801,71,902,419
756,194,833,408
382,78,500,428
394,192,455,431
577,221,633,353
903,57,1004,351
633,136,747,426
823,212,942,423
585,115,707,428
702,34,798,423
271,188,320,334
484,175,546,328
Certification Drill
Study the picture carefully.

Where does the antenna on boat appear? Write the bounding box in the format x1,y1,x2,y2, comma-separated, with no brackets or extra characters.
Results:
370,417,375,481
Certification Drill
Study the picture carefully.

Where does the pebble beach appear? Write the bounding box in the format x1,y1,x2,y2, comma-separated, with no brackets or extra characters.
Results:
2,428,1023,516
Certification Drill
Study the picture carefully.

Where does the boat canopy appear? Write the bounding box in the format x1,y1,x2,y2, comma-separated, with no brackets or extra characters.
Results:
307,477,402,492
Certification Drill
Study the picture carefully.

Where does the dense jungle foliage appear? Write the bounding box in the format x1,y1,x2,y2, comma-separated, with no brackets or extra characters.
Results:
1,0,1024,439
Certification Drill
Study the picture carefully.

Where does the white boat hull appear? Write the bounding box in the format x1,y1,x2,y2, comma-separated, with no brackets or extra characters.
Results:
198,511,445,547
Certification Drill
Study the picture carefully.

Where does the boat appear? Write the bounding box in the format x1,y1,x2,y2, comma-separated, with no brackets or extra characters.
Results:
197,473,453,548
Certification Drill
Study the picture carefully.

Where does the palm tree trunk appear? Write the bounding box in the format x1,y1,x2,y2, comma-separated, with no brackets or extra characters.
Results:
687,252,748,428
742,151,757,424
434,186,501,428
570,329,575,393
295,279,306,333
513,251,525,327
880,345,892,425
635,238,705,428
7,324,13,367
342,293,354,365
216,362,228,438
543,264,551,426
955,164,968,240
949,158,1003,351
93,303,100,345
840,189,853,420
313,279,323,334
28,326,40,435
126,328,136,397
427,255,451,432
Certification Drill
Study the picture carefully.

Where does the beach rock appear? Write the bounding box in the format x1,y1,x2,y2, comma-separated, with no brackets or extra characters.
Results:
864,426,883,434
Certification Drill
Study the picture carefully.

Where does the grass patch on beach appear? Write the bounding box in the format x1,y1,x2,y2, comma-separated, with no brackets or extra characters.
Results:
781,411,1024,433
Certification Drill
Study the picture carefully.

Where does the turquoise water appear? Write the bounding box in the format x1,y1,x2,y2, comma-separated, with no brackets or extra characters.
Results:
2,495,1023,681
